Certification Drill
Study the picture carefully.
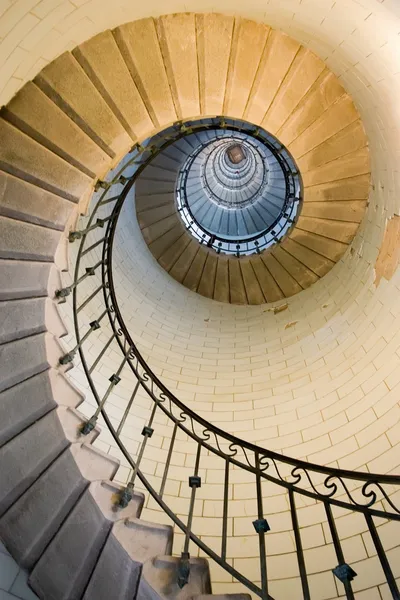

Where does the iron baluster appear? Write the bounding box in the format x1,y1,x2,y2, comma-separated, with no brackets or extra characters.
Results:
289,489,310,600
118,400,159,508
365,513,400,599
56,260,103,300
81,236,107,257
221,458,229,563
253,451,270,600
59,307,109,364
159,422,178,499
77,284,105,314
68,215,112,242
116,381,141,436
88,331,116,374
81,345,132,434
324,502,355,600
178,442,202,589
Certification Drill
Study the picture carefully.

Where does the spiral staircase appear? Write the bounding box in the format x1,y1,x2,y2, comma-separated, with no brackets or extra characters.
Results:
0,11,399,600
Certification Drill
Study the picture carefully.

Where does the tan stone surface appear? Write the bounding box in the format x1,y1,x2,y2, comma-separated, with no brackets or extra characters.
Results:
5,82,109,179
278,70,345,145
169,239,200,283
157,13,200,120
288,94,359,158
213,257,230,303
138,203,177,229
159,232,191,272
36,52,131,159
239,260,264,304
250,256,284,302
228,258,247,304
73,31,153,141
196,13,234,115
182,246,208,291
114,18,177,128
303,174,370,203
301,200,367,222
261,252,302,297
374,216,400,286
302,147,370,187
289,229,349,261
272,246,319,289
0,118,91,203
296,215,359,243
148,222,185,259
298,120,367,172
141,213,179,244
223,19,270,119
198,253,218,298
262,48,325,134
244,30,300,125
280,238,335,277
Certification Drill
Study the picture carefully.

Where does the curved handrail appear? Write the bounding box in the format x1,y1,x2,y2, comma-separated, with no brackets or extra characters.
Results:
62,117,400,600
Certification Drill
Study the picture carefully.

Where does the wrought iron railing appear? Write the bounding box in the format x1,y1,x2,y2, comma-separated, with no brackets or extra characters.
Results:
59,118,400,600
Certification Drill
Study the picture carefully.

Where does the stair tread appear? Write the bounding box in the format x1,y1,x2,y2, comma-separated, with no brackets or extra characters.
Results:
0,370,56,448
140,556,211,600
113,518,173,565
89,480,144,522
0,410,69,517
30,487,111,600
0,448,87,569
83,532,140,600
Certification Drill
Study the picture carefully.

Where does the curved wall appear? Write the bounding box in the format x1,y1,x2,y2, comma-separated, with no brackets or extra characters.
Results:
1,2,400,599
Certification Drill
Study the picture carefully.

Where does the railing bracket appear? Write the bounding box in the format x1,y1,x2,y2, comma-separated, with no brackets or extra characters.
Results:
81,416,97,436
177,552,190,589
253,518,270,534
332,563,357,584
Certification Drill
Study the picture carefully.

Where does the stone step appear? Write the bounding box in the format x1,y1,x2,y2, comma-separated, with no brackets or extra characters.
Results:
136,193,175,213
83,533,140,600
4,81,110,179
0,298,47,345
0,297,66,346
73,30,153,142
0,447,87,570
36,52,131,160
49,369,85,409
0,370,56,448
0,215,61,262
139,556,211,600
0,170,74,231
114,19,176,129
0,409,69,517
29,487,111,600
89,480,145,523
113,518,173,565
57,406,101,444
0,118,91,203
0,259,51,301
271,245,319,290
281,237,335,278
70,442,120,482
136,179,175,196
261,252,302,298
0,332,54,394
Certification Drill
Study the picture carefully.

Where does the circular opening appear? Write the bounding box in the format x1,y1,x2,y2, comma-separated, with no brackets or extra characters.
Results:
174,117,303,256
